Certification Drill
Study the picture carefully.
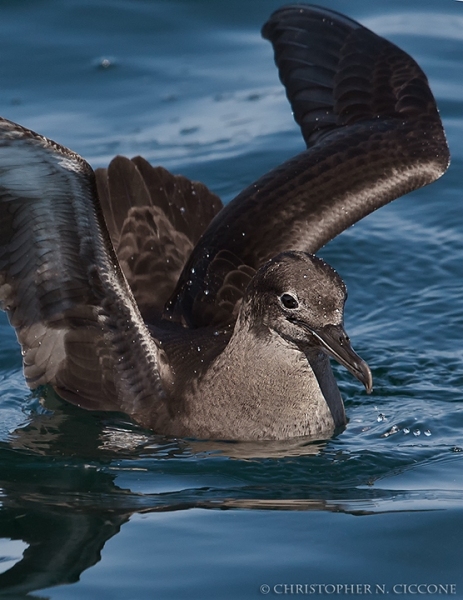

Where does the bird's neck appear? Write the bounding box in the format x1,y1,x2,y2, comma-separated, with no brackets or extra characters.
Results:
180,319,345,441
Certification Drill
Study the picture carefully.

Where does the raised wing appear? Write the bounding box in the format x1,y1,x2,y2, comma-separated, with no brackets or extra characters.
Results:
0,118,166,422
95,156,222,322
165,4,450,327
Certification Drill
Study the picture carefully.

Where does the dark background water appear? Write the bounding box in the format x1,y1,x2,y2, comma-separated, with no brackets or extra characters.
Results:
0,1,462,598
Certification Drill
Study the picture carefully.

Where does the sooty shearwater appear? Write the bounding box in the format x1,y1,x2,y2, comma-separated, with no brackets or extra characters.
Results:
0,5,449,440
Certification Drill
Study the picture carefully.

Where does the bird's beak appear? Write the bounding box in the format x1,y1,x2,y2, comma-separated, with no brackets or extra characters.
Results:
308,323,373,393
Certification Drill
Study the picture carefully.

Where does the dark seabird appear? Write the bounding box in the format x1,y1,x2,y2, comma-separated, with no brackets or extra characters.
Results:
0,5,449,440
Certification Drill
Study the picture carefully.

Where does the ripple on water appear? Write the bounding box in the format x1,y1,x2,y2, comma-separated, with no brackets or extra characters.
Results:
0,1,462,595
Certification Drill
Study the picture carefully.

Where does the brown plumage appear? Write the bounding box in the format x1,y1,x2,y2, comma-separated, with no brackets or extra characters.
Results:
0,5,450,440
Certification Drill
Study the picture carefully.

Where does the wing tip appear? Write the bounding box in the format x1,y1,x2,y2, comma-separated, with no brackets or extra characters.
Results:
0,116,93,177
262,4,362,40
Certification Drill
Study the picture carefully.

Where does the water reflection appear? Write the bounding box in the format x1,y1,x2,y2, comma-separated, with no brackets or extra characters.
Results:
0,394,458,597
0,453,368,598
1,456,457,598
0,496,127,597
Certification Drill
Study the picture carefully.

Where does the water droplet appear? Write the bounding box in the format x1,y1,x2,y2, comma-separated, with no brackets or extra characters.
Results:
180,207,186,214
381,425,399,438
95,57,115,69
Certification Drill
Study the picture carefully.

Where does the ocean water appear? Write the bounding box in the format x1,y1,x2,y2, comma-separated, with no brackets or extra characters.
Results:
0,1,462,598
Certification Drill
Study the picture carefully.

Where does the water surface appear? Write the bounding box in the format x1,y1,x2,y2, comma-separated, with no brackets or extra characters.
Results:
0,1,462,598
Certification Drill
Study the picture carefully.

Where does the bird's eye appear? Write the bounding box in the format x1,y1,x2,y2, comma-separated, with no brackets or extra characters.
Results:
280,293,299,309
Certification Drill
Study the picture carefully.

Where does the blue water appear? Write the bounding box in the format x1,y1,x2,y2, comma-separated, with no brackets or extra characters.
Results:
0,1,462,598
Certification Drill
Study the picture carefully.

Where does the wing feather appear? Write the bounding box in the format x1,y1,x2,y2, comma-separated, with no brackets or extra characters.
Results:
95,156,222,321
0,118,167,425
165,4,450,327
